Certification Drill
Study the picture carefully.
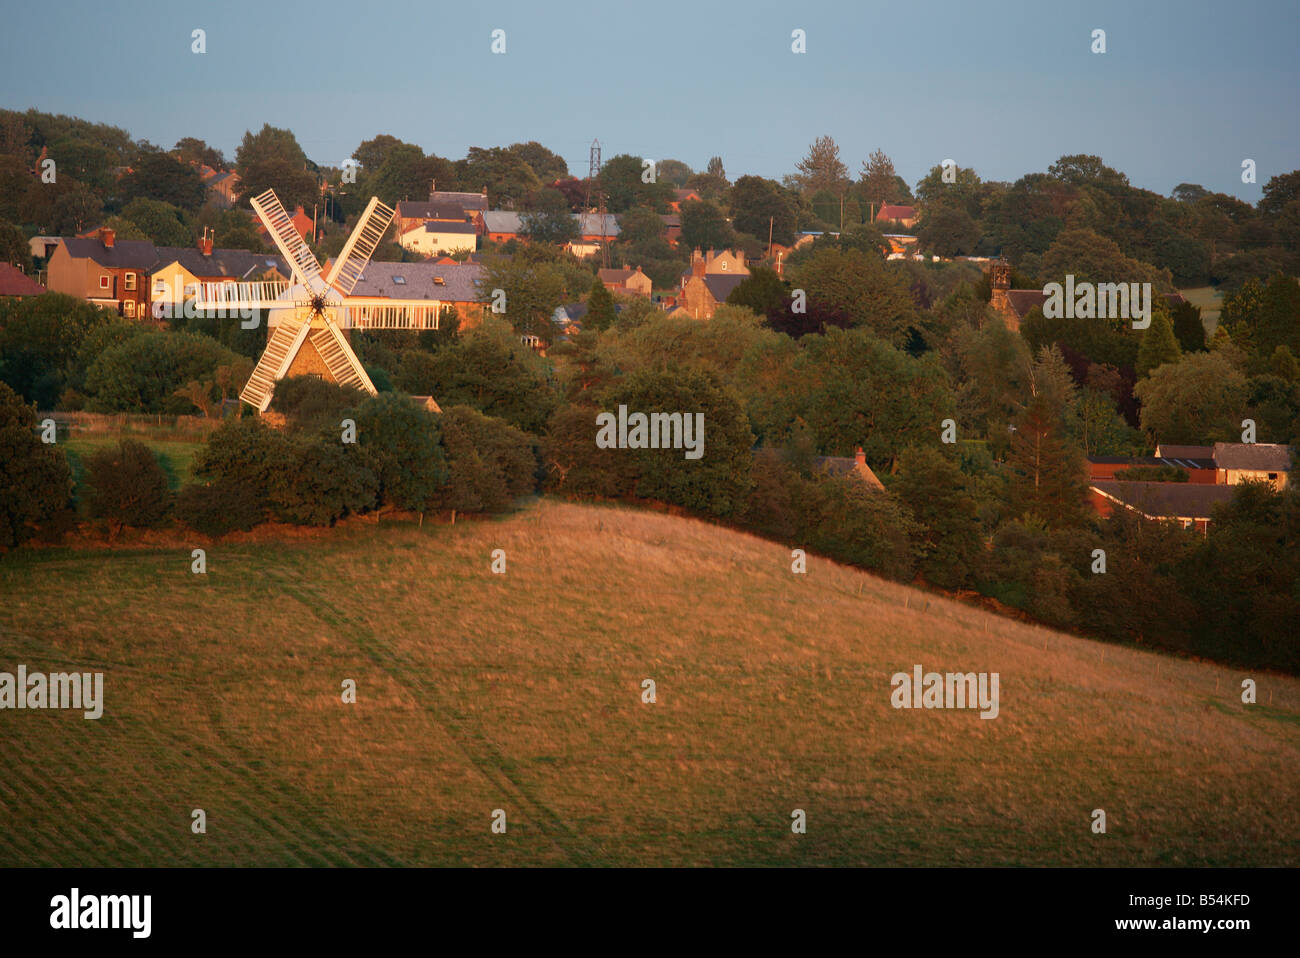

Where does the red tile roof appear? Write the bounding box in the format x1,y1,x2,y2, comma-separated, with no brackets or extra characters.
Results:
0,263,45,297
877,204,917,221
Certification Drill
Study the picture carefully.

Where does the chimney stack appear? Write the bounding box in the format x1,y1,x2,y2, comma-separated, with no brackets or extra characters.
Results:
199,227,213,257
855,447,866,466
101,227,115,249
990,260,1011,315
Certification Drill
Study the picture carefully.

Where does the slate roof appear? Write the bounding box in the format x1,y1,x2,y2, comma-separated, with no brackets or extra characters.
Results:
0,263,46,296
1212,442,1293,471
575,213,620,237
150,247,286,279
57,237,162,269
345,261,485,302
1155,444,1214,460
482,211,523,234
1091,481,1237,520
703,273,746,303
396,200,471,221
598,268,637,284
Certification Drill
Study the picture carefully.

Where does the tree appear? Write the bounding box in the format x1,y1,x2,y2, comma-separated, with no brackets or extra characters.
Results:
269,438,378,526
507,141,568,183
1039,227,1172,292
787,247,916,346
83,331,243,413
1171,301,1206,353
0,292,118,407
366,143,455,207
726,267,786,319
1255,273,1300,357
350,392,448,515
120,197,191,246
400,318,558,433
1135,309,1182,378
269,376,369,434
792,135,850,196
1005,347,1089,526
917,204,981,257
586,277,617,332
1135,351,1248,444
688,156,729,198
893,445,983,588
434,405,537,515
520,188,579,244
859,149,898,209
120,153,205,211
234,124,317,212
172,137,225,170
656,158,693,187
728,176,796,246
83,439,170,534
679,199,734,250
1259,169,1300,216
352,134,406,173
0,219,27,268
0,381,72,547
599,366,755,516
480,254,567,344
598,153,673,213
462,146,542,209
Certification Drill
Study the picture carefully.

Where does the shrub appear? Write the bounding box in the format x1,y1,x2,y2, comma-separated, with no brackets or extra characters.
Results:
269,376,368,434
192,416,295,495
268,439,378,526
83,439,171,532
350,393,448,514
0,382,73,547
175,478,265,537
436,405,537,515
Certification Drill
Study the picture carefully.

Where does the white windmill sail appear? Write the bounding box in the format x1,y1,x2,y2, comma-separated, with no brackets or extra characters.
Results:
239,318,310,412
250,189,324,291
326,196,396,296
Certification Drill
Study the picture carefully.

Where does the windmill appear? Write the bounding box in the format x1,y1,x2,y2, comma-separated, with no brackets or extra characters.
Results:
192,188,448,412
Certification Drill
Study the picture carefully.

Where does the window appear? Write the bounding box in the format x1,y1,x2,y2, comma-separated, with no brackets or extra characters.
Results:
99,275,110,290
123,300,135,317
1269,472,1278,480
124,272,136,291
393,276,406,285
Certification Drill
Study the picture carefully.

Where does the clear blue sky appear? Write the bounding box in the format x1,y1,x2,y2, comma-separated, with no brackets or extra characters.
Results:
2,0,1295,200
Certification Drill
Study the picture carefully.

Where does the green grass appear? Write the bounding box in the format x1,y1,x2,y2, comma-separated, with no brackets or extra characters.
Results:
63,437,204,498
0,499,1296,866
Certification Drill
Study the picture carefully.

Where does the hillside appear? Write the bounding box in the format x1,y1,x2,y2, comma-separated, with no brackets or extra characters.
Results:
0,498,1296,866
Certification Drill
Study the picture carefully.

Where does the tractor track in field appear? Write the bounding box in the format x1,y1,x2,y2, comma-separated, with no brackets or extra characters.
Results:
270,571,596,866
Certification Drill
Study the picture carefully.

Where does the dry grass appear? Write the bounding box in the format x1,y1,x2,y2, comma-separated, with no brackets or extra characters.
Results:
1,498,1296,866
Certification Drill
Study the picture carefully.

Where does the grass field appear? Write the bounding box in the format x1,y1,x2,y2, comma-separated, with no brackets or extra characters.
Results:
1179,286,1224,330
63,437,203,499
1,498,1297,866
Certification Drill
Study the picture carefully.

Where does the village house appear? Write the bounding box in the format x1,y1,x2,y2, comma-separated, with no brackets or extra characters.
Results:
148,234,289,318
988,261,1186,331
814,447,886,491
1211,442,1292,489
203,170,240,208
393,190,489,236
0,263,46,298
674,248,750,319
397,220,478,256
1087,446,1217,484
670,188,702,212
481,211,523,244
255,205,314,244
598,266,653,298
1088,481,1237,534
659,214,682,246
45,228,156,319
875,203,918,228
331,259,488,329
